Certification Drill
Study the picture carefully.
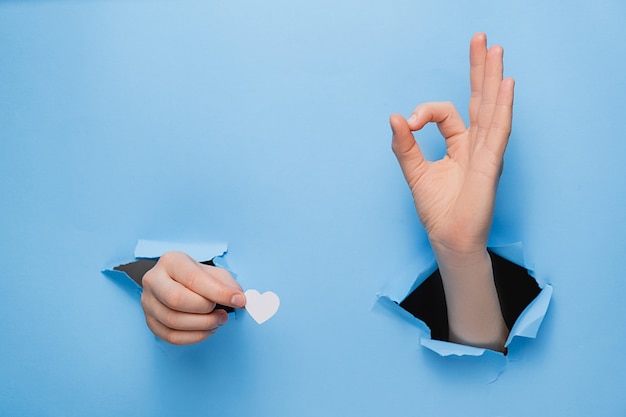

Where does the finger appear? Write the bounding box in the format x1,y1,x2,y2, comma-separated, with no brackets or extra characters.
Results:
484,77,515,159
143,266,216,314
390,113,425,181
200,264,243,292
469,32,488,129
477,45,504,140
145,315,218,345
409,102,466,140
159,252,246,309
142,294,228,332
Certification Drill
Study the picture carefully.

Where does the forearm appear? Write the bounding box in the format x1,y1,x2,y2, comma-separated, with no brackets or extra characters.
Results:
434,247,508,352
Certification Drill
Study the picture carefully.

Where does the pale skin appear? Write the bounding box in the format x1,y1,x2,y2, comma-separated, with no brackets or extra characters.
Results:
141,251,246,345
389,33,514,352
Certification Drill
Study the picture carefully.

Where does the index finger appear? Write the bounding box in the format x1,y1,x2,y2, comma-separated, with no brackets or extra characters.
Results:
160,252,246,309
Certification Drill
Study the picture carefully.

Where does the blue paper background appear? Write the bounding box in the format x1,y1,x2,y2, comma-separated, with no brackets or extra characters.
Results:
2,0,625,415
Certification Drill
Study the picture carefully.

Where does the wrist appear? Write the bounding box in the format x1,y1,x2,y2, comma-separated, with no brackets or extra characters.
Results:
431,242,490,270
432,245,507,352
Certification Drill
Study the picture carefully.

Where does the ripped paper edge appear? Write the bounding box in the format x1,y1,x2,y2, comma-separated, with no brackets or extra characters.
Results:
376,242,553,357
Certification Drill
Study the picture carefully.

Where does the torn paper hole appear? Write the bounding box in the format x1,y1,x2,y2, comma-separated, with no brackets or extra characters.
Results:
376,242,553,357
103,240,235,311
244,289,280,324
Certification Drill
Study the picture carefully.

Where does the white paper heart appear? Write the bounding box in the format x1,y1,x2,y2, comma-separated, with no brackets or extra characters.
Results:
244,289,280,324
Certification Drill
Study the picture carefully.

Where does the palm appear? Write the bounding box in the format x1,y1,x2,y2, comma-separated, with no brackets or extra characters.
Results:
406,127,501,253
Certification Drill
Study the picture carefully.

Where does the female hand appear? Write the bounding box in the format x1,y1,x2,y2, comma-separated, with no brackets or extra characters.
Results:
140,251,246,345
390,32,515,260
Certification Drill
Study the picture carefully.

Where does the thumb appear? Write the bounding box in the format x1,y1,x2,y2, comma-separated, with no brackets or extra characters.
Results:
390,113,425,180
161,252,247,309
203,266,248,309
203,265,247,309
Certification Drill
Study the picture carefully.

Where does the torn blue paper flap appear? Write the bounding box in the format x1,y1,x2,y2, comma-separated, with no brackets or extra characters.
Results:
376,294,433,337
376,242,553,357
505,284,553,346
134,239,228,261
378,257,438,307
420,338,487,357
103,240,230,288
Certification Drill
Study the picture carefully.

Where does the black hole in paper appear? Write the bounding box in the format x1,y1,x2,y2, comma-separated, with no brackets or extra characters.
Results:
399,251,541,342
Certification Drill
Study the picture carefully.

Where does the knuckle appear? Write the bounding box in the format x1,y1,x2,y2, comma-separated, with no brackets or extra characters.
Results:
196,330,212,343
206,265,229,281
159,251,183,265
162,329,185,345
140,292,149,310
162,288,185,310
205,301,217,313
198,317,215,332
215,287,231,304
156,253,173,270
414,103,427,113
161,310,181,329
146,316,167,339
207,311,224,330
159,251,192,272
145,315,157,330
391,139,402,154
212,266,230,279
185,265,204,290
141,268,156,288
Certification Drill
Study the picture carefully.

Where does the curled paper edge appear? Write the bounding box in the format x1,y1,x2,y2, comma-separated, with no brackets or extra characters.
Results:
134,239,228,262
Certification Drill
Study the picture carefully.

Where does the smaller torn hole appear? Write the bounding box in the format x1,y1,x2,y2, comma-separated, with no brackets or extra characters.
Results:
399,251,541,344
113,258,234,313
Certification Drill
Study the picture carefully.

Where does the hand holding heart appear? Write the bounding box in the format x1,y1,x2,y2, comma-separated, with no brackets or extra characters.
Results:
141,252,280,346
141,251,248,345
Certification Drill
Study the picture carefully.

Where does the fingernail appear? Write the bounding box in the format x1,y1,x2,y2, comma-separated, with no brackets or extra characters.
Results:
218,312,229,325
231,293,245,307
408,114,417,125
